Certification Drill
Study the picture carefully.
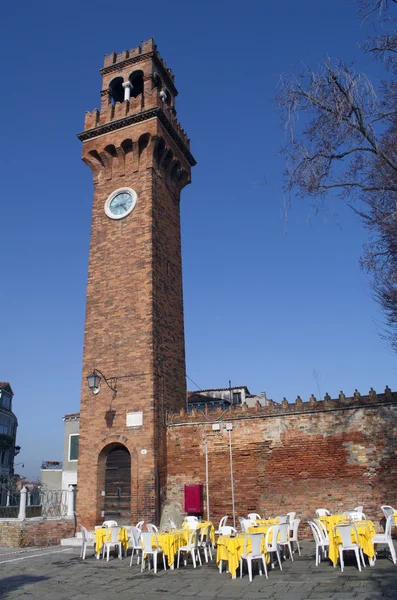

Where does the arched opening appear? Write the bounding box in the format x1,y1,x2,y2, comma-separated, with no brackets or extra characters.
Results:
109,77,124,104
153,72,162,90
128,70,144,98
99,443,131,525
162,88,172,106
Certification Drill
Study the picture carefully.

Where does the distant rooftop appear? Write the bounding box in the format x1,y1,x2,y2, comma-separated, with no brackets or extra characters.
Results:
41,461,63,470
188,386,250,395
0,382,14,395
63,412,80,421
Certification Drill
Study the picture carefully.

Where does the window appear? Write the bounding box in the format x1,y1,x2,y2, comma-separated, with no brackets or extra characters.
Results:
0,392,11,409
233,392,242,404
0,416,10,435
69,434,79,461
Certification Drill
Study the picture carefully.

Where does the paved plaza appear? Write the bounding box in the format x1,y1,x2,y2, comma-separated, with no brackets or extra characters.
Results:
1,541,397,600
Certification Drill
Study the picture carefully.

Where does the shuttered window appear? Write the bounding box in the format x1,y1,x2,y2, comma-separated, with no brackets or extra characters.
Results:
69,434,79,461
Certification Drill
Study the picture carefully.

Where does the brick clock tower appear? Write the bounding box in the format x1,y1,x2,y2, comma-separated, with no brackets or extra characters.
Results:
76,39,195,527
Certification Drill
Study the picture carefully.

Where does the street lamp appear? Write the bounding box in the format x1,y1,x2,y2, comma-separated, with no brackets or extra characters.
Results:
87,369,117,396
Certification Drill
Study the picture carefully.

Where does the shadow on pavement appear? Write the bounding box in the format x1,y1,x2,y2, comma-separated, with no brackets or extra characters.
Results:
0,574,48,599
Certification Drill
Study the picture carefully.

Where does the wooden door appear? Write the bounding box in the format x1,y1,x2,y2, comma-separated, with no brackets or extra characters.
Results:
104,446,131,524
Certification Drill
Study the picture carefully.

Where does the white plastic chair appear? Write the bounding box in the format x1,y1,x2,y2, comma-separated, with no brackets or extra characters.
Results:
342,511,366,522
264,524,282,570
102,520,118,527
248,513,261,521
334,524,365,572
289,518,301,555
239,533,268,581
275,515,288,524
136,520,144,529
215,515,228,535
146,523,159,532
199,523,213,563
373,514,397,564
354,506,364,513
128,526,143,566
286,511,296,524
185,516,199,530
80,525,95,560
140,531,166,573
177,528,202,568
102,526,123,561
219,525,237,535
308,520,329,566
239,517,252,533
277,522,294,561
314,518,330,546
381,505,395,520
169,519,177,530
315,508,330,517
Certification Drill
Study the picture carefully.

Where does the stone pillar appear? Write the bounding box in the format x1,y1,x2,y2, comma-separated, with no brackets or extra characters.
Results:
67,485,74,517
122,81,133,101
18,486,27,520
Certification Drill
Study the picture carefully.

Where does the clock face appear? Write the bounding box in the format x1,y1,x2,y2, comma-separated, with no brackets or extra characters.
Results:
105,188,137,220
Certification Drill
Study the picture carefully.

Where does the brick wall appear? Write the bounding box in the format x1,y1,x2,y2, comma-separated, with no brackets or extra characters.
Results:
0,519,75,548
166,389,397,534
76,41,193,528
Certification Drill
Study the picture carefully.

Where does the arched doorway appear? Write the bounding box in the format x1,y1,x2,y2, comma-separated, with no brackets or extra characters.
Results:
102,444,131,524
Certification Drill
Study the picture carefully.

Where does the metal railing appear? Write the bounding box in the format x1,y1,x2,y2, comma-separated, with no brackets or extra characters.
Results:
0,480,75,519
0,482,20,518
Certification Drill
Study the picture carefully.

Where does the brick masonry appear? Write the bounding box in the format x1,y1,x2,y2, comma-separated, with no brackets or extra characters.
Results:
166,389,397,534
76,39,194,528
0,519,75,548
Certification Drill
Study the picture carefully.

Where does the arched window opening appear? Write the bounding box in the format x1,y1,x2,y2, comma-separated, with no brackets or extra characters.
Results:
128,70,144,98
109,77,124,104
161,88,172,106
153,73,162,91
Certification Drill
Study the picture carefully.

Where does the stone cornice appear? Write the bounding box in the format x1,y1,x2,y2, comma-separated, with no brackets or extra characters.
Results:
77,107,196,166
100,52,178,97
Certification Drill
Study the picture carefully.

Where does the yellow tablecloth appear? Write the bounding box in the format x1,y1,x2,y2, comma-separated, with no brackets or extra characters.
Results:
155,530,190,566
247,524,273,535
182,520,215,545
94,527,129,554
319,514,345,534
327,521,375,566
216,534,269,578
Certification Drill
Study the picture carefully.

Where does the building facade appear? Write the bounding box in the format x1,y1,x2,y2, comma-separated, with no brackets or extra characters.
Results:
0,383,20,477
76,39,195,527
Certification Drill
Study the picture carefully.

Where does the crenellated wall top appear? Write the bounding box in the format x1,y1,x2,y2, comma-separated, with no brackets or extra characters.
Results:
167,386,397,425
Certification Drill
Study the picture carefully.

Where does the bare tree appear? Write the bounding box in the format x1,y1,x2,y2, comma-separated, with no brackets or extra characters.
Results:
277,0,397,350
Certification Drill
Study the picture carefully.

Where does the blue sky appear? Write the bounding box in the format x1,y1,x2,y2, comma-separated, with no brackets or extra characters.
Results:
1,0,396,479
